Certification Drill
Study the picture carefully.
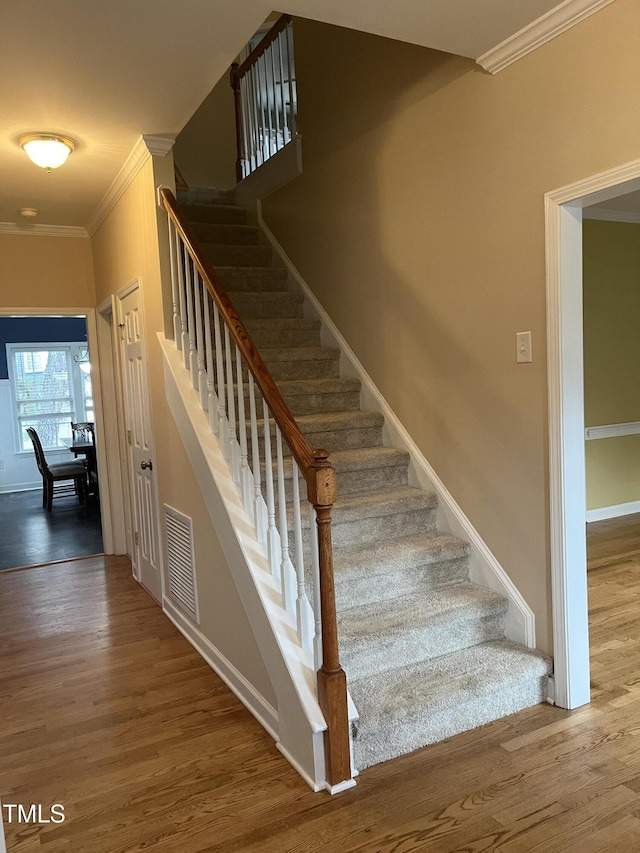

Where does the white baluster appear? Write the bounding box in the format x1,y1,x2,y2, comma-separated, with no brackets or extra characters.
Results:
259,53,269,162
213,302,229,456
193,273,207,407
311,506,323,671
235,345,253,516
265,44,275,158
240,76,251,178
224,325,240,484
270,42,282,153
286,23,297,136
249,375,266,543
183,246,198,381
203,288,218,434
167,219,181,347
277,33,287,146
276,427,296,611
263,399,280,582
176,231,189,360
291,458,313,649
250,67,262,168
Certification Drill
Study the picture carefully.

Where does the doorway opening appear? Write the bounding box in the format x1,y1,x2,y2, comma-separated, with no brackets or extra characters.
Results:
0,313,103,570
547,159,640,710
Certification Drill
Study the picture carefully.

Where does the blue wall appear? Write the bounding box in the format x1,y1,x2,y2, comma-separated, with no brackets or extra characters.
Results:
0,317,87,380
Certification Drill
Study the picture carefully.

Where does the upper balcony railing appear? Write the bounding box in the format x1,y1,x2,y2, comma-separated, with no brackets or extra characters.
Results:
230,14,297,182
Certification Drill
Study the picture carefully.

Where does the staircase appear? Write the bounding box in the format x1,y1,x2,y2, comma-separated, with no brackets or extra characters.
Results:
175,186,552,772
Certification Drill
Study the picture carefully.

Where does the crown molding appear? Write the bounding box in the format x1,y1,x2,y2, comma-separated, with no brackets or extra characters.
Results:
583,207,640,224
86,134,175,237
477,0,616,74
0,222,88,238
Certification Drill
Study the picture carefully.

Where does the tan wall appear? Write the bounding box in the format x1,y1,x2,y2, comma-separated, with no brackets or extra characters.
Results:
262,2,640,652
173,73,238,190
91,156,276,706
583,219,640,511
0,234,95,309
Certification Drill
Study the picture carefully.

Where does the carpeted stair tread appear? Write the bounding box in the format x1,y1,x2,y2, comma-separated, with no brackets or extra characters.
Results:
288,487,437,551
350,640,552,768
216,266,289,292
275,376,360,398
340,584,507,681
267,445,404,481
191,222,260,245
229,291,304,319
295,409,384,432
333,487,435,521
333,531,470,604
329,446,409,473
255,346,340,363
239,377,361,416
337,530,469,573
180,203,248,225
178,188,236,206
333,532,470,609
243,318,321,347
201,242,275,267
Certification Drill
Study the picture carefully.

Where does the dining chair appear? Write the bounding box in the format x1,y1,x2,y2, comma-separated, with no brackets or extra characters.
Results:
70,421,98,496
25,427,88,512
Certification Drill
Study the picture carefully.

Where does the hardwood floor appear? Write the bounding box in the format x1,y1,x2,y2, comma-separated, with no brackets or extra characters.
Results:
1,518,640,852
0,490,103,571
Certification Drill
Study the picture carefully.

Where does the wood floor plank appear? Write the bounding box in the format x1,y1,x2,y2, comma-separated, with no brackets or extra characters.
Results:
1,519,640,851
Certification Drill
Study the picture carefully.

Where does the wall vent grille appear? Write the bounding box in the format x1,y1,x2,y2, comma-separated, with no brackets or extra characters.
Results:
164,504,199,622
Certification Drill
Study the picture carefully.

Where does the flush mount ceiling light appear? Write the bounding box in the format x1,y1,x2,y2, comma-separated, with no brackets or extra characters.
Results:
18,134,76,170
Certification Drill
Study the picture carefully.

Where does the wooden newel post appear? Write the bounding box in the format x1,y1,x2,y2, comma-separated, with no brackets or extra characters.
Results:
308,448,351,788
230,63,244,184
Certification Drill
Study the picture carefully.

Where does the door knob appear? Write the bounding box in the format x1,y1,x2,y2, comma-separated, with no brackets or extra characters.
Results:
140,460,153,471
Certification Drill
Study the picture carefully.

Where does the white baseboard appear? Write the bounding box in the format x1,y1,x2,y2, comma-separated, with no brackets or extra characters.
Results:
0,483,40,494
586,500,640,522
163,595,279,741
258,205,536,648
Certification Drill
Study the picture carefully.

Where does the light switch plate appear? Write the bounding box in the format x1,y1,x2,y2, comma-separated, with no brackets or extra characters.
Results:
516,331,532,363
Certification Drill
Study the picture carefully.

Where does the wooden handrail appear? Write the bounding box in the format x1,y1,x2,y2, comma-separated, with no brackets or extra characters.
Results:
162,188,316,475
160,188,351,787
231,14,292,81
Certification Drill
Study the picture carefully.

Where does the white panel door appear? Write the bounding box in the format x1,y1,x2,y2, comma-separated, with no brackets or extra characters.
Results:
118,284,162,602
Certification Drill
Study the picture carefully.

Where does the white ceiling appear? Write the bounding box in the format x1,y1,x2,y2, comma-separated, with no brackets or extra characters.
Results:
0,0,566,228
587,190,640,216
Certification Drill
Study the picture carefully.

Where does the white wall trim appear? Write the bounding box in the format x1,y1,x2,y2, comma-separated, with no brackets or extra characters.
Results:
477,0,615,74
164,595,280,740
546,157,640,712
586,501,640,523
258,204,535,649
585,421,640,440
86,134,175,237
0,222,88,238
0,483,40,494
583,208,640,224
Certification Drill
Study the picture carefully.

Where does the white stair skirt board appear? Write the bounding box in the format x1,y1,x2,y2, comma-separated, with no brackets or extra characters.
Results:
586,501,640,523
159,335,357,793
257,202,536,649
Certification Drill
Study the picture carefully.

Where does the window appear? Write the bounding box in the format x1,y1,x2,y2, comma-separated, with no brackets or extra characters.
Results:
7,342,93,452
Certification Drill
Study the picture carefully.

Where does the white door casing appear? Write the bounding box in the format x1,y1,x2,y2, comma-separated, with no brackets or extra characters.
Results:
546,158,640,710
117,280,162,602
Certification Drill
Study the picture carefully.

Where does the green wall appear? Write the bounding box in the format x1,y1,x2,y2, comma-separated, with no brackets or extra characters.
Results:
583,219,640,511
